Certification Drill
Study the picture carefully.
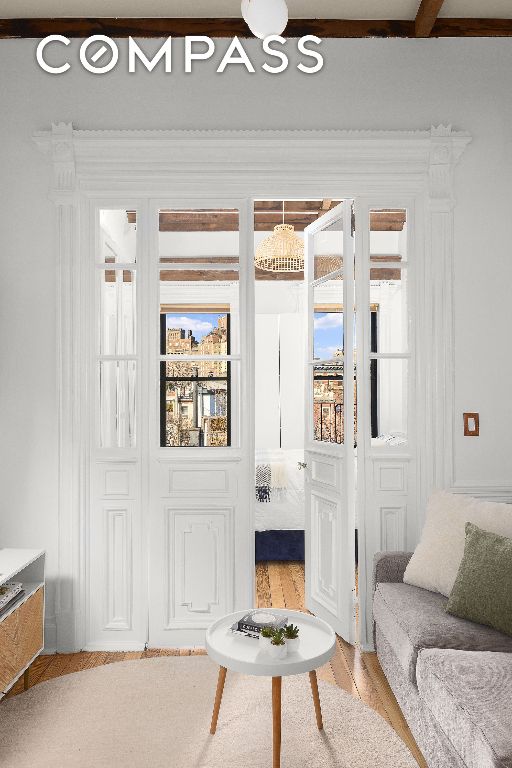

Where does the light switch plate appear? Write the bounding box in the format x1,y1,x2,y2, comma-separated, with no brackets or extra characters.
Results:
463,412,479,437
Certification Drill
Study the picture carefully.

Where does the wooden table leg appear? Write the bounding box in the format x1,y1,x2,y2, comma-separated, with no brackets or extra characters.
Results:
309,670,323,730
23,668,30,691
210,666,227,735
272,676,282,768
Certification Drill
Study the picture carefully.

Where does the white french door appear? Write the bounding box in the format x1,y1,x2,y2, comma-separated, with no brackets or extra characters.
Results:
87,199,254,650
304,200,356,643
85,194,415,652
146,200,253,648
303,199,415,648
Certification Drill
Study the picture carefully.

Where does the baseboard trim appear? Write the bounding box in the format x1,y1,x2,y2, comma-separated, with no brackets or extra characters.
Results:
83,641,146,652
44,617,57,654
55,609,84,653
360,642,375,653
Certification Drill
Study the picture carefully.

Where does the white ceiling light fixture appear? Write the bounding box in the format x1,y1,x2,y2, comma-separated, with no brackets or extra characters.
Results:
254,202,305,273
241,0,289,39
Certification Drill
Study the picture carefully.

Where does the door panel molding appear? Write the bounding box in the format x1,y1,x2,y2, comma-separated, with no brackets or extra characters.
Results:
377,464,407,493
310,453,341,491
310,489,339,614
166,507,233,629
160,465,237,498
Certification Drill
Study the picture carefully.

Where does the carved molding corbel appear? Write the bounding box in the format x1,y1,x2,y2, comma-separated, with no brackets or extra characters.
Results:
50,122,76,202
428,124,471,203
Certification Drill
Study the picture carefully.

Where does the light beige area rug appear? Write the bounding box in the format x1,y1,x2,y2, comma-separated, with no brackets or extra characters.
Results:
0,657,417,767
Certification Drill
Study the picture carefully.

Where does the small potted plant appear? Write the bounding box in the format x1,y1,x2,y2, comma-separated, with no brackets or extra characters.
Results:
259,626,273,651
269,628,287,660
284,624,300,653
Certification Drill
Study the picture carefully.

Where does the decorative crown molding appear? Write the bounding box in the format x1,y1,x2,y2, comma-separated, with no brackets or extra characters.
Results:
34,122,471,197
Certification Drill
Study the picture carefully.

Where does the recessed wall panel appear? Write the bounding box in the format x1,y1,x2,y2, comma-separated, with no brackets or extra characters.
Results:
104,505,132,631
380,505,406,552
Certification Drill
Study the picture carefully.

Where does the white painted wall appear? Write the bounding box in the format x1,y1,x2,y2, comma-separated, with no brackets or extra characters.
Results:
1,38,512,641
255,281,304,451
255,313,281,449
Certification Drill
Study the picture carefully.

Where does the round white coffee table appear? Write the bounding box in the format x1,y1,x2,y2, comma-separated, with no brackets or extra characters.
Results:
205,609,336,768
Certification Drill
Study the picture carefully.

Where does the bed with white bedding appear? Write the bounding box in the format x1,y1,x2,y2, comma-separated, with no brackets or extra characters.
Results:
254,449,305,562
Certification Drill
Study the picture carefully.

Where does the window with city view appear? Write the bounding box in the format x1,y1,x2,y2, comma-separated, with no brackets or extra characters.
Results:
313,306,345,444
312,308,378,445
160,311,231,447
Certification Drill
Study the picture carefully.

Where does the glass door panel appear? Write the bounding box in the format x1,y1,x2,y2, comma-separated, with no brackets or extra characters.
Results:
368,208,410,448
95,208,138,452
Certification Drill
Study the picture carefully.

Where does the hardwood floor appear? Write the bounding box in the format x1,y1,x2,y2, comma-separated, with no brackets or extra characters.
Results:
5,561,426,768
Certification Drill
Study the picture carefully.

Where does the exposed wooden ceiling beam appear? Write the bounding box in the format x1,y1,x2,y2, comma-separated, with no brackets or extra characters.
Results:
156,266,402,282
0,18,414,39
3,17,512,39
154,209,406,232
148,254,402,282
254,200,341,213
157,254,402,265
128,208,406,231
415,0,445,38
431,18,512,36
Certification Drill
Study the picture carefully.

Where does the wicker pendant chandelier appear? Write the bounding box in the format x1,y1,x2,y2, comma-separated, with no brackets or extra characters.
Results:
254,202,305,272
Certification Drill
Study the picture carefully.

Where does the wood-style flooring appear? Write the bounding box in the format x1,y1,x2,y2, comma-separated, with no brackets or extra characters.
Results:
5,561,426,768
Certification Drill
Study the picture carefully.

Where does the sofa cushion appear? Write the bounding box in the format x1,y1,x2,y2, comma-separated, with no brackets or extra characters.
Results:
417,649,512,768
403,491,512,597
446,523,512,637
374,582,512,686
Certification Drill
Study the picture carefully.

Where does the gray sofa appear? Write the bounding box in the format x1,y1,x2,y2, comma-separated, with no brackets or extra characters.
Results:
373,551,512,768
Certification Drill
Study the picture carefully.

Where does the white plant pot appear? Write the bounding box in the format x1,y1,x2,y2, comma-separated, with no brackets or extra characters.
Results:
269,643,287,660
259,635,272,652
286,637,300,653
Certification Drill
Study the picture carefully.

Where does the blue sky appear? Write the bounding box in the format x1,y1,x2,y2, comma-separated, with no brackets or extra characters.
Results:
314,312,344,359
165,312,224,341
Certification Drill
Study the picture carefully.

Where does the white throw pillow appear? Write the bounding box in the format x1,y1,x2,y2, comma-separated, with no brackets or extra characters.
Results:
403,490,512,597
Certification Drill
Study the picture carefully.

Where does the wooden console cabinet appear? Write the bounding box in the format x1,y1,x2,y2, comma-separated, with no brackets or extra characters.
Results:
0,549,45,699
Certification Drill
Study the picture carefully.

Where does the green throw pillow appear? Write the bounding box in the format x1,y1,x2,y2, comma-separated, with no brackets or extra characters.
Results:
446,522,512,636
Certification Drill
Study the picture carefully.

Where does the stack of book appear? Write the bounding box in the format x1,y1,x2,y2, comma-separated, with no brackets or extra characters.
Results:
231,610,288,639
0,582,24,616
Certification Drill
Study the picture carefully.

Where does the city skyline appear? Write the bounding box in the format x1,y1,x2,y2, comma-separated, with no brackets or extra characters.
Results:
165,312,225,343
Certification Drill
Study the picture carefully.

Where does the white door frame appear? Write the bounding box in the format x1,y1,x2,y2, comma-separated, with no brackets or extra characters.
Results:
34,124,470,652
